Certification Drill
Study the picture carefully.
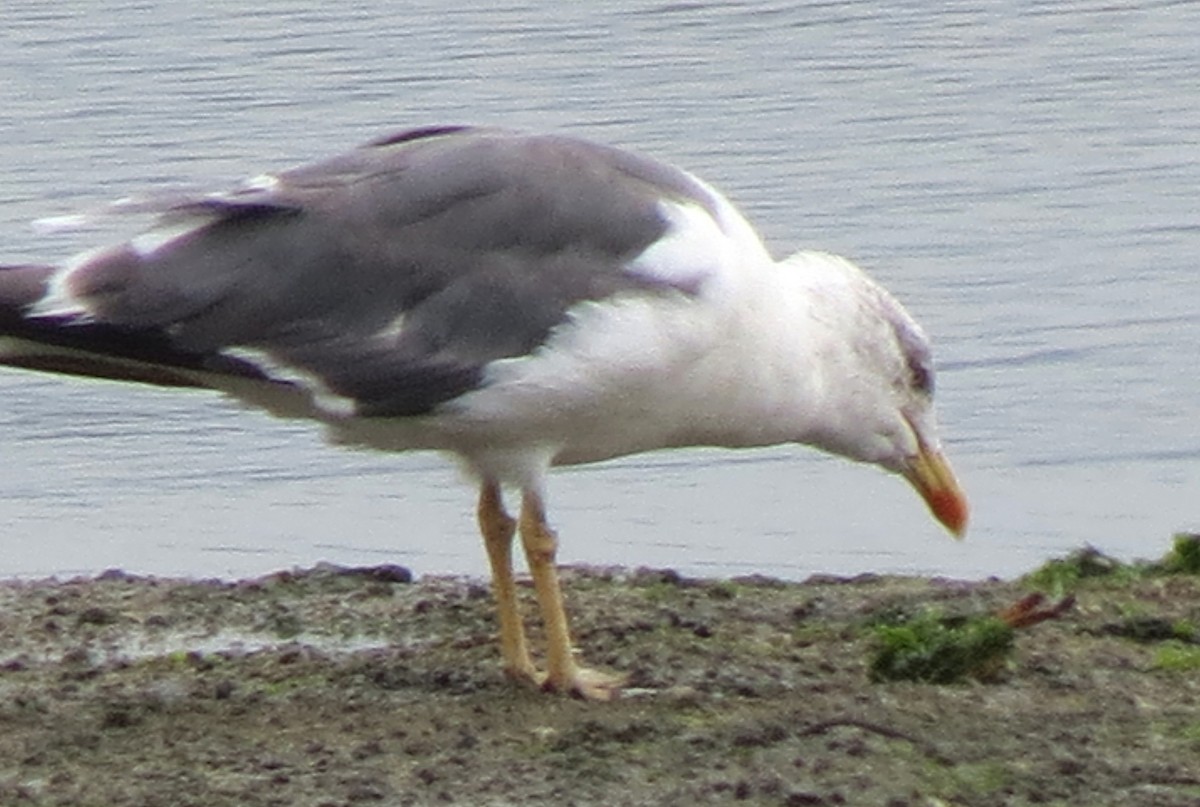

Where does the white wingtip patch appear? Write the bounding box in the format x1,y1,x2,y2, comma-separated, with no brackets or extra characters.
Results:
32,213,94,234
25,250,110,319
222,347,359,418
31,196,155,233
373,312,408,341
240,173,281,193
205,173,281,203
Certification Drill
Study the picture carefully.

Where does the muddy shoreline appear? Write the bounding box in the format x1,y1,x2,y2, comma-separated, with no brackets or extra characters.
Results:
1,552,1198,806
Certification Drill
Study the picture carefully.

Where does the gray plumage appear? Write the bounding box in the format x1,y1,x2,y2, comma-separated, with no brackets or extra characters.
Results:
6,126,721,415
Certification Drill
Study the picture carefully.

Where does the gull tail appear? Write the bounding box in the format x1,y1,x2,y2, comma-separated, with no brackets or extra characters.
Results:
0,264,271,389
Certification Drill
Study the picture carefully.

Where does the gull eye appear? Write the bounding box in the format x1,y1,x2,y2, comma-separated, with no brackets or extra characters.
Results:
881,303,934,398
908,355,934,396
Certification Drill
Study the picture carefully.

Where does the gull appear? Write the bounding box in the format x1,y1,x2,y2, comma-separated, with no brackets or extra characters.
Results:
0,125,968,699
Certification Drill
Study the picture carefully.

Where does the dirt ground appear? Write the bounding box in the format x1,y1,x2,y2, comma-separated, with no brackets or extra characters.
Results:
1,551,1198,807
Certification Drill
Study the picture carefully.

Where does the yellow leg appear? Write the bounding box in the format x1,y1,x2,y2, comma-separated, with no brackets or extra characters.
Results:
477,481,540,685
518,488,625,700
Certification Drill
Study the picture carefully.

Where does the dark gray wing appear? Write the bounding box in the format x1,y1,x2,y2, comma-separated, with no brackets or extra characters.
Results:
27,126,720,416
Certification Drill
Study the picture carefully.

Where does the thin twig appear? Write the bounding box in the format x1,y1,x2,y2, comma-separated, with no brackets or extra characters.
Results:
997,593,1076,629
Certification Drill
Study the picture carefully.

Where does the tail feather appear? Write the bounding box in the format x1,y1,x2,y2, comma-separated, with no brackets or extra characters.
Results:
0,264,272,388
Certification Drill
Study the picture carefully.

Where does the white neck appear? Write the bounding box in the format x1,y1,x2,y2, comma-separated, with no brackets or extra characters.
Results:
659,253,863,453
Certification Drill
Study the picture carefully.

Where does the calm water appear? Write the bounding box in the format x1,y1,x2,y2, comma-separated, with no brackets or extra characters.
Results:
2,0,1197,582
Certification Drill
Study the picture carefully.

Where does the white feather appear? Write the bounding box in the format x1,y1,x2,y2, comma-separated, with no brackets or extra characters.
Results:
625,200,730,292
221,347,359,418
31,213,96,234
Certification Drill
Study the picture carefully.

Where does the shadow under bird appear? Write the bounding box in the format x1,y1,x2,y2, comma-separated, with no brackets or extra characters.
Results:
0,125,968,699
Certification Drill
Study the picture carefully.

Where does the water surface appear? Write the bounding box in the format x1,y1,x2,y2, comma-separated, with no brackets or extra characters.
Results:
2,1,1197,581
